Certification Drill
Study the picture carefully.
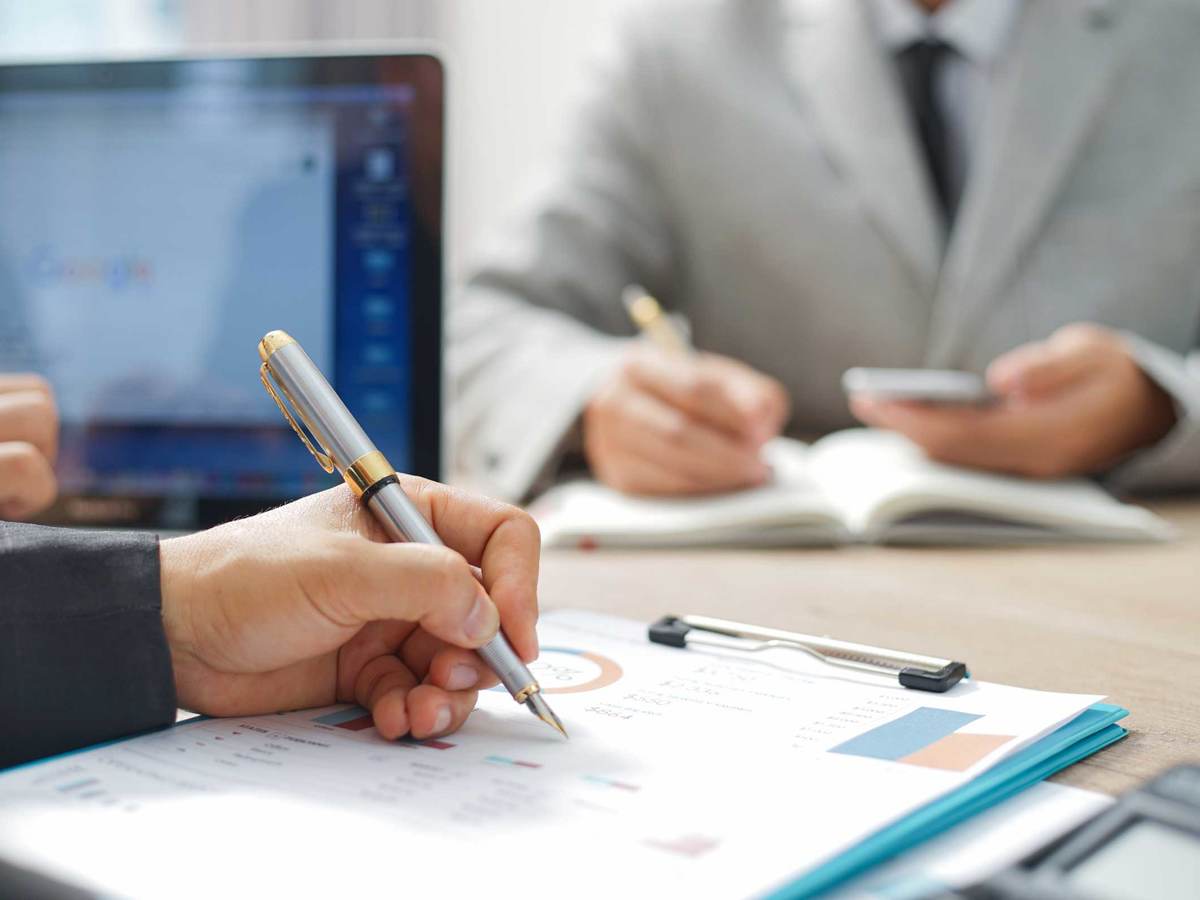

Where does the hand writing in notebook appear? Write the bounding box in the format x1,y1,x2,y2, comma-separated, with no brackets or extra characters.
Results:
850,323,1177,479
583,345,790,495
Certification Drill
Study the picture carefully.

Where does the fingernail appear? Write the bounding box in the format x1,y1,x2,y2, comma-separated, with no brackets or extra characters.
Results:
446,664,479,691
464,594,499,643
432,705,452,735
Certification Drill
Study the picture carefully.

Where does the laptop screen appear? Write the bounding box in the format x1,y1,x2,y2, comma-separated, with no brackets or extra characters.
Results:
0,54,443,526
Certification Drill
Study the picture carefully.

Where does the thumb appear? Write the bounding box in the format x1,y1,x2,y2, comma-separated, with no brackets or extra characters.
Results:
987,334,1094,399
333,541,500,649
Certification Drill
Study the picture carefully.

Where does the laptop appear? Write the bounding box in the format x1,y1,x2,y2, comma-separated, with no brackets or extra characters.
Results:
0,50,444,529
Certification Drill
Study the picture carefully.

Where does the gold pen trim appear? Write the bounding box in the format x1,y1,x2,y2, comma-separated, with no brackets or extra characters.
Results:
513,683,540,704
345,450,396,498
259,360,336,474
258,329,297,362
621,285,690,355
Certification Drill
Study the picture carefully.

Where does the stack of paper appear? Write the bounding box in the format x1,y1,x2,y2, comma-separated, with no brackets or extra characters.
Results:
0,611,1126,899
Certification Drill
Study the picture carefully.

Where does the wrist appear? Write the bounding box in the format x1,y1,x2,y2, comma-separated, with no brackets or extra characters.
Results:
1128,360,1177,450
159,534,201,675
1139,380,1178,446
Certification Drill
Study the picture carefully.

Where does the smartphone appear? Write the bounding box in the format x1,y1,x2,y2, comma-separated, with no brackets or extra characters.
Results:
842,367,994,405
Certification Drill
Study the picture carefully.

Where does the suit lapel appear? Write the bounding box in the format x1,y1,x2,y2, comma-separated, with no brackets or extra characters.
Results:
927,0,1128,365
780,0,943,298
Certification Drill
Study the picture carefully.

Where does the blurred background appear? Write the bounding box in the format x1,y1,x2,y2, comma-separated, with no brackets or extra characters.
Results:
0,0,633,287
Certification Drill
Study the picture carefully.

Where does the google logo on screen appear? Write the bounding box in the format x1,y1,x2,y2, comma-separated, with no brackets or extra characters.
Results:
24,246,154,290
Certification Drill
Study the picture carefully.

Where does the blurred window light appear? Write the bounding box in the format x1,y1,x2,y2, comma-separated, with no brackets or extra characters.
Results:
0,0,182,59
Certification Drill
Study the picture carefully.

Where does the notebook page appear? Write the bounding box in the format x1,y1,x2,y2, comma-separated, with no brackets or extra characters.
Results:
806,429,1173,542
532,439,845,548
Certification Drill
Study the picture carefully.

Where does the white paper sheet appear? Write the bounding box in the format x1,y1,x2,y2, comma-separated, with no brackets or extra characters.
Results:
0,611,1103,899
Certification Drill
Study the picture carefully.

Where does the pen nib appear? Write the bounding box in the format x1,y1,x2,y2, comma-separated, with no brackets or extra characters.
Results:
526,692,569,739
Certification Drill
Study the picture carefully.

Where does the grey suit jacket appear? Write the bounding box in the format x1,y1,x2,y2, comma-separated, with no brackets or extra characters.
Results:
450,0,1200,501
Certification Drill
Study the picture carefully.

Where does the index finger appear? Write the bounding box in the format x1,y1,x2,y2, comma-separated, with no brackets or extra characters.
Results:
0,390,59,463
627,350,777,441
0,374,53,398
398,476,541,662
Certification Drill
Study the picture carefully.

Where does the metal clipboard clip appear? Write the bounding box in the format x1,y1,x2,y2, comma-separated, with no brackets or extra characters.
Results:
649,614,968,693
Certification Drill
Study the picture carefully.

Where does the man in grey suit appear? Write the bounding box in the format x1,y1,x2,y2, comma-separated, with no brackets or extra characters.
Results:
450,0,1200,501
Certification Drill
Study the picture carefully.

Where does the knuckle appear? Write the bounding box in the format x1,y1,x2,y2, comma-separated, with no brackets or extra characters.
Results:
489,499,542,549
585,382,625,424
619,350,655,385
401,474,438,507
422,546,471,593
619,351,646,378
658,412,689,445
3,442,41,477
1057,322,1109,347
603,465,640,494
686,374,720,407
20,375,53,401
765,379,791,414
32,391,58,422
0,442,58,510
507,506,541,544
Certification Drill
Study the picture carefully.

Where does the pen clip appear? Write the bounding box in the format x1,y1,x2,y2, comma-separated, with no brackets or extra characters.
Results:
259,362,336,473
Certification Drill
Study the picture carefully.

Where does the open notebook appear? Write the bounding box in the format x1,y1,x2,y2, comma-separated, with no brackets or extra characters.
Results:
532,429,1175,549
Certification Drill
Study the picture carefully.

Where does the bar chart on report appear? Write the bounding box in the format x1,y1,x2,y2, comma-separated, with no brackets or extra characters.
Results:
829,708,1014,772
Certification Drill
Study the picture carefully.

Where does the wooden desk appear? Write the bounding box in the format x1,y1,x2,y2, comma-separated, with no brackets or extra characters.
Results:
538,499,1200,797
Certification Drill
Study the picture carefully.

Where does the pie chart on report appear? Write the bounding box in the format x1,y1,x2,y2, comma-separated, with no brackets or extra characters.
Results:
531,647,623,694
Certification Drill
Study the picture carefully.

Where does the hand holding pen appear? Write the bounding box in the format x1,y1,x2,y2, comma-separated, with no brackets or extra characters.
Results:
259,331,567,737
582,286,790,496
160,484,545,740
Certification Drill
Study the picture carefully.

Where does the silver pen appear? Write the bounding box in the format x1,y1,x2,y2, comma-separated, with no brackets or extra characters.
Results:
258,330,567,738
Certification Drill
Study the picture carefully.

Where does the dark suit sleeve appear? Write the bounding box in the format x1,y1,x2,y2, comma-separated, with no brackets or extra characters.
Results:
0,523,176,769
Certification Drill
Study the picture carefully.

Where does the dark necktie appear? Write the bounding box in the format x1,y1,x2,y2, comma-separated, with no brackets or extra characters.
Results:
898,38,957,225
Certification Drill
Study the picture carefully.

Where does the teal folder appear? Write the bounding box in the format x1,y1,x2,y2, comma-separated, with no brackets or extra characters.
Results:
764,703,1129,899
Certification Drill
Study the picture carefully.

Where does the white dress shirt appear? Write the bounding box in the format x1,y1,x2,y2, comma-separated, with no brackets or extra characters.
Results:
867,0,1023,213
